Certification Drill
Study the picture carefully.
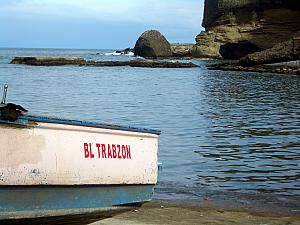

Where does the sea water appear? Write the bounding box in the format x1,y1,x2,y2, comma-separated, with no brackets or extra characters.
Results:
0,48,299,208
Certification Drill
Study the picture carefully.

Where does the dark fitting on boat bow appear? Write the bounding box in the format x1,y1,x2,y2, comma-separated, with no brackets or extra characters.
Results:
0,84,28,122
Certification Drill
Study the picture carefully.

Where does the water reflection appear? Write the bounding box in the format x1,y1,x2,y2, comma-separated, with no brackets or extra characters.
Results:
195,70,300,195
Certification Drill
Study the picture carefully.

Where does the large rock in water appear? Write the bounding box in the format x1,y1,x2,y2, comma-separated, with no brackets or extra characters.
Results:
134,30,172,58
193,0,300,59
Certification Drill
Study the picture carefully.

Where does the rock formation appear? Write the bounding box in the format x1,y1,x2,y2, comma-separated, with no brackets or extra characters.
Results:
239,39,298,66
11,56,86,65
10,56,198,68
134,30,172,58
171,44,194,57
193,0,300,59
207,37,300,75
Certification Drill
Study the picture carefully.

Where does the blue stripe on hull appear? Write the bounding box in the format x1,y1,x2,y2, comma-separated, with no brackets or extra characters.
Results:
19,114,161,135
0,185,154,219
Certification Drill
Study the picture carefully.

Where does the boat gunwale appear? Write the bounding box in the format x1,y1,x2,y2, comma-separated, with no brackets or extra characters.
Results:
17,114,161,135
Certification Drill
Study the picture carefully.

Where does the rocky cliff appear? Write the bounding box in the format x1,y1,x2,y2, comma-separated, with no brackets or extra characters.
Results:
193,0,300,59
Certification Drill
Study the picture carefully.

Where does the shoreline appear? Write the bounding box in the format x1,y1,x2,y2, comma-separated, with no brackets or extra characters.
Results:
152,187,300,217
94,186,300,224
94,200,300,225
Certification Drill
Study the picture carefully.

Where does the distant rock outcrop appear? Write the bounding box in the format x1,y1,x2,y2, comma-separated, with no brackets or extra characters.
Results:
134,30,172,58
193,0,300,59
171,44,194,57
115,47,133,55
10,56,199,68
11,56,86,65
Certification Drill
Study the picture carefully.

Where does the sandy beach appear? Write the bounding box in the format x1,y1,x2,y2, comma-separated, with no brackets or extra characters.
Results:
93,201,300,225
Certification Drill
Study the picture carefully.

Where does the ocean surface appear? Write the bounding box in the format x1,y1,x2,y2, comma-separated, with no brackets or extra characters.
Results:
1,48,300,208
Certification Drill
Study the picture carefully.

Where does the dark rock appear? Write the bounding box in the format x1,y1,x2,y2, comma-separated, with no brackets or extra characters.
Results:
207,60,300,75
11,56,85,66
134,30,172,58
115,48,133,54
219,41,262,60
10,56,198,68
84,60,198,68
206,37,300,75
239,40,298,66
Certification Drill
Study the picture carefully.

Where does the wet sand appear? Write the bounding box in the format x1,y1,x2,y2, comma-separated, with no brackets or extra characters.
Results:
93,201,300,225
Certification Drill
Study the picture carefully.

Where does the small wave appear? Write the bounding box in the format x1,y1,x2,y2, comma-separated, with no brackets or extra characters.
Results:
105,51,134,56
105,52,122,56
91,52,105,56
126,52,134,56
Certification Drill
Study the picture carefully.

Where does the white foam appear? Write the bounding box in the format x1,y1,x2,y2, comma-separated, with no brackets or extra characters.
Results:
105,52,122,56
126,52,134,56
105,51,134,56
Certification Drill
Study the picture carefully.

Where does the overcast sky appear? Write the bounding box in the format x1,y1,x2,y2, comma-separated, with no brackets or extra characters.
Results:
0,0,204,49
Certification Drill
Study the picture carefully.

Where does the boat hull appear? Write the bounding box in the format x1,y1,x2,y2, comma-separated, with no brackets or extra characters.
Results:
0,185,153,222
0,117,159,185
0,115,160,221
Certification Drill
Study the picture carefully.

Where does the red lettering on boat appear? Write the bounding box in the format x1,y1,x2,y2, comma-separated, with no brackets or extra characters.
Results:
96,143,101,158
122,145,126,159
84,143,132,159
101,144,107,158
126,145,131,159
84,143,89,158
112,144,117,158
107,144,112,158
117,145,121,159
89,143,95,158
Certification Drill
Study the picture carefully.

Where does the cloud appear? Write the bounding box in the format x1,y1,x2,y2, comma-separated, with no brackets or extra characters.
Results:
0,0,203,29
0,0,204,47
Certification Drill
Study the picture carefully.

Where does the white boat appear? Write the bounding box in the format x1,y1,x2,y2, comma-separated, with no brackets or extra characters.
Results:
0,85,160,223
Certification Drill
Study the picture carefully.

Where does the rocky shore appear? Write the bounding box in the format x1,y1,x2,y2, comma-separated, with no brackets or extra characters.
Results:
208,37,300,75
208,61,300,75
84,60,198,68
10,56,198,68
11,56,86,66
